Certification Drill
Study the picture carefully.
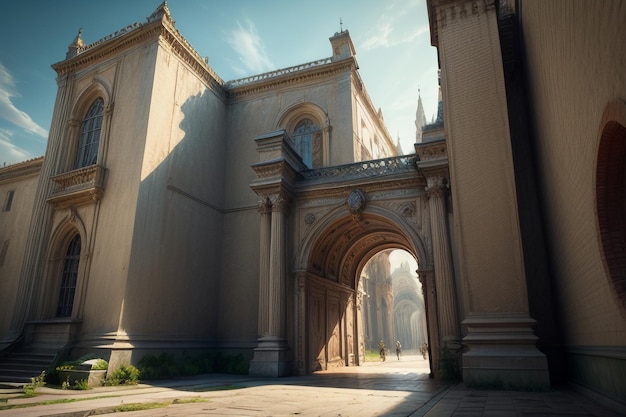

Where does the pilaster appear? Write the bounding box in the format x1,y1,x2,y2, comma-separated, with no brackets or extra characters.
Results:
428,0,549,388
424,175,460,348
249,130,305,377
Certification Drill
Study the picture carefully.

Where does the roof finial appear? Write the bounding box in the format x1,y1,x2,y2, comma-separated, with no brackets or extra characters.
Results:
340,17,343,32
66,28,85,59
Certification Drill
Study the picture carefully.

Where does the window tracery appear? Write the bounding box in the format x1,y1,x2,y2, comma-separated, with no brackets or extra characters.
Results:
56,234,81,317
75,97,104,168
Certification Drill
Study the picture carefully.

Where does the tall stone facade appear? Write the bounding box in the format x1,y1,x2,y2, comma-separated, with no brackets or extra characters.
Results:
427,0,626,410
0,0,625,413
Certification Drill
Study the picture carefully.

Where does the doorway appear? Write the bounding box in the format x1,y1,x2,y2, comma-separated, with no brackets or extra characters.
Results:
302,212,431,375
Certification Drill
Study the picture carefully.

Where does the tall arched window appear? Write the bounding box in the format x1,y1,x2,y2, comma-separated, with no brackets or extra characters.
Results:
56,234,81,317
293,119,319,168
74,98,104,168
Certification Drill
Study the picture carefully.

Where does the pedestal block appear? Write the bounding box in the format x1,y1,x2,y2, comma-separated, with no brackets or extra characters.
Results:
249,336,292,377
462,313,550,389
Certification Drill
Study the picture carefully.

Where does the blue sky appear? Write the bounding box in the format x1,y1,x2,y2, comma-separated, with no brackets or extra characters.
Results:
0,0,439,166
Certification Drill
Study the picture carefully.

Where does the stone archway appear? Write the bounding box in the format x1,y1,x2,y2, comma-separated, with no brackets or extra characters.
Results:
249,132,458,378
301,211,424,374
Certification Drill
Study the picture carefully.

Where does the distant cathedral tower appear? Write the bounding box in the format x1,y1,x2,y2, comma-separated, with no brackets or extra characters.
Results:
415,90,427,143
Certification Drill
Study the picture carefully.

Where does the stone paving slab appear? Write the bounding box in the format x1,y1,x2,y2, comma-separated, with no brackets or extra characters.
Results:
0,355,622,417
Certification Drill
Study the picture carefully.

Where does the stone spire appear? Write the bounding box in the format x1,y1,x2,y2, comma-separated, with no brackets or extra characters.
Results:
435,87,443,124
396,133,404,155
415,89,427,143
66,28,85,59
147,1,174,24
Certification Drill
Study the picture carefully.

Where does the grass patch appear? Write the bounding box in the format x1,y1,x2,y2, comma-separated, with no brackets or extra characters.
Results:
114,402,169,412
0,395,120,411
363,349,385,362
173,397,208,404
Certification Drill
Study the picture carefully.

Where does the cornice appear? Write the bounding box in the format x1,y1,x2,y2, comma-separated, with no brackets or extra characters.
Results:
0,157,43,184
51,14,226,101
157,20,226,101
52,20,164,77
225,57,356,102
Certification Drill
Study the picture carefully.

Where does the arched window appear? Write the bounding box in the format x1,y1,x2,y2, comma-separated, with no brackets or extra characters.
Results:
293,119,319,168
56,234,81,317
74,98,104,168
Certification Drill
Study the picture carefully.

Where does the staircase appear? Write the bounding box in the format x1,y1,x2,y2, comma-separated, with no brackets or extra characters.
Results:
0,345,59,385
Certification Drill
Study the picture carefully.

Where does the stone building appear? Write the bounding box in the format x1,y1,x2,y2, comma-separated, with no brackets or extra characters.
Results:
0,0,625,413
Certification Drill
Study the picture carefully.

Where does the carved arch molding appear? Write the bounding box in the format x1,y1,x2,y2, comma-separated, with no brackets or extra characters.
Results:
308,212,415,289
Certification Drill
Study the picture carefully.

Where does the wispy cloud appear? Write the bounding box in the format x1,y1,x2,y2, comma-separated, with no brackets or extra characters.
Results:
0,62,48,138
361,4,429,51
0,128,31,166
227,19,274,75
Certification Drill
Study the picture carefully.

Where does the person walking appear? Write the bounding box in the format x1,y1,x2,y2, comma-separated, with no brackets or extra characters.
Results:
378,340,386,361
395,341,402,360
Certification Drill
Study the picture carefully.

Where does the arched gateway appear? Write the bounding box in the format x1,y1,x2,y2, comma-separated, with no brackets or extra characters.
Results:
249,130,458,377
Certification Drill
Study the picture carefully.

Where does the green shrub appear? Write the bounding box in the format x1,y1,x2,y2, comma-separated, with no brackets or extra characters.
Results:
91,359,108,370
136,351,249,381
23,371,46,396
61,376,90,390
72,379,90,390
105,365,140,386
138,353,179,380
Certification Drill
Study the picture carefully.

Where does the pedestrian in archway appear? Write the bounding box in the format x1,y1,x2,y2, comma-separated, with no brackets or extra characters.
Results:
378,340,386,361
395,341,402,360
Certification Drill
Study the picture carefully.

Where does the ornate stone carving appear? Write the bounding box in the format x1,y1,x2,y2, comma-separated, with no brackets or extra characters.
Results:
269,193,290,213
304,212,316,225
258,198,271,215
425,176,449,199
346,189,366,221
47,165,106,209
301,154,418,181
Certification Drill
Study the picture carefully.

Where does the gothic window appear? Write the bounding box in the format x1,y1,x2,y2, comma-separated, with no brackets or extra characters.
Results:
293,119,319,168
56,234,81,317
74,98,104,168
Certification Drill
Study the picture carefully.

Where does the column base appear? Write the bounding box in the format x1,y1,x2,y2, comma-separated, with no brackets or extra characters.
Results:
461,313,550,390
249,336,292,377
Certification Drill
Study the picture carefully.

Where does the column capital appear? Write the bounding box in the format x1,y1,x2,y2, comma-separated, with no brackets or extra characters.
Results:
425,176,449,199
269,192,290,213
258,198,272,215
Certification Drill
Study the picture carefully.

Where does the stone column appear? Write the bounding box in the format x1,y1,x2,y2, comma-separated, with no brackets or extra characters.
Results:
425,176,460,347
257,199,271,337
249,191,292,377
295,270,307,375
268,193,287,336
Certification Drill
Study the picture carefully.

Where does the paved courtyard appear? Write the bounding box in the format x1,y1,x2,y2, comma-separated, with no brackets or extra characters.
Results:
0,354,622,416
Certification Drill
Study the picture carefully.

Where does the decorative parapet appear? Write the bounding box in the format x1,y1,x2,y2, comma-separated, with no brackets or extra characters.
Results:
300,154,419,182
47,165,106,209
226,58,333,88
